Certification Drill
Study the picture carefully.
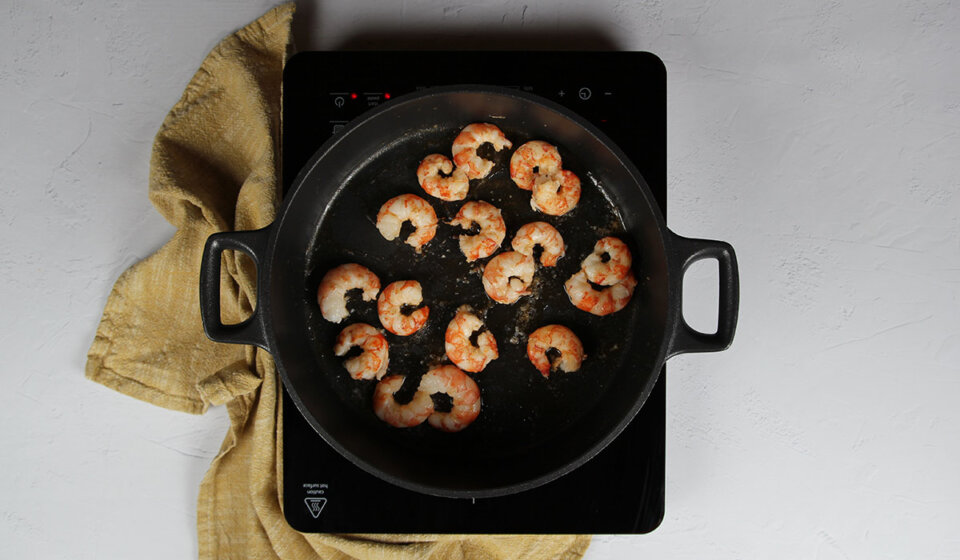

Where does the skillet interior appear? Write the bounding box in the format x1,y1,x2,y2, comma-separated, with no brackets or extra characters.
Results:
268,89,669,496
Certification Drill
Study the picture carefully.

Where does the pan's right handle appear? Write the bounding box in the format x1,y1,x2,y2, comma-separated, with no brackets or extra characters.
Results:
199,227,272,352
665,232,739,358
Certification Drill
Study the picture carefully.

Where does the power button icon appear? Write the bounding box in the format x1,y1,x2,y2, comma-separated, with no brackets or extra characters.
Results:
334,96,345,108
578,87,592,100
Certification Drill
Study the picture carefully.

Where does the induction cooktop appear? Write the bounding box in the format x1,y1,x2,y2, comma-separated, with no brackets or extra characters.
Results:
281,51,665,533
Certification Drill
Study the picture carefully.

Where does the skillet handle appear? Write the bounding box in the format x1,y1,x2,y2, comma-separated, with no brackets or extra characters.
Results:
199,227,272,352
665,232,739,358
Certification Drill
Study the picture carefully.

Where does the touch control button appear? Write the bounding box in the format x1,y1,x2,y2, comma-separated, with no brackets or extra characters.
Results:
578,87,592,100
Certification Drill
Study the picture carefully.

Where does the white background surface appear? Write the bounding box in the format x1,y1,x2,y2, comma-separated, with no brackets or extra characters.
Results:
2,0,959,558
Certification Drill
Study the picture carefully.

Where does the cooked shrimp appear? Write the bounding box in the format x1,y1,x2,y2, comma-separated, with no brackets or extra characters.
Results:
377,280,429,336
582,237,632,286
451,123,513,180
376,194,438,252
564,269,637,316
418,365,481,432
481,251,536,304
526,325,584,378
333,323,389,380
444,307,498,373
511,222,565,267
531,169,581,216
448,200,506,262
416,154,470,201
509,140,563,191
373,375,434,428
317,263,381,323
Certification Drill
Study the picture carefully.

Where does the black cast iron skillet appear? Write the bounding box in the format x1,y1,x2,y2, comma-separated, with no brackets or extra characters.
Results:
199,86,738,498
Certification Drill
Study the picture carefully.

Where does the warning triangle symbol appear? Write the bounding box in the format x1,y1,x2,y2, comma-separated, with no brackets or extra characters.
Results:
304,497,327,519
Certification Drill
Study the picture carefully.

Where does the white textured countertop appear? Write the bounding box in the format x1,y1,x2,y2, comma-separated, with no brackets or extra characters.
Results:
2,1,958,558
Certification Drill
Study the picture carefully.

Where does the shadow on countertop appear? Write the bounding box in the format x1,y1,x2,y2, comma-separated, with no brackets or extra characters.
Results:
291,1,621,52
326,28,621,51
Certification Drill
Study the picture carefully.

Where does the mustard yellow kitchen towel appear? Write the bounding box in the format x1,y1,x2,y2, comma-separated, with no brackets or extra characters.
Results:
85,4,591,559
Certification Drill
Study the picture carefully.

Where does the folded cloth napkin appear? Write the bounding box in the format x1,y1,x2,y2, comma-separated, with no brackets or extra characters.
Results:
85,4,591,559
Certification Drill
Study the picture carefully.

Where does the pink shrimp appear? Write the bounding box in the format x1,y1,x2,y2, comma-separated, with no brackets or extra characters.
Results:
581,237,632,286
448,200,506,262
333,323,389,380
317,263,381,323
444,307,498,373
416,154,470,201
377,280,430,336
373,375,434,428
530,169,581,216
451,123,513,179
563,269,637,316
418,365,481,432
376,194,438,252
526,325,584,378
481,251,536,304
509,140,563,191
511,221,565,267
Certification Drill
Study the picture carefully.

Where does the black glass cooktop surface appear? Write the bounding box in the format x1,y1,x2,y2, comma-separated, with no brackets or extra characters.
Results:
281,51,665,533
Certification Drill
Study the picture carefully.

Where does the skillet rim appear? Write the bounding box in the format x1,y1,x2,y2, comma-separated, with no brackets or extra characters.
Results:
267,84,676,498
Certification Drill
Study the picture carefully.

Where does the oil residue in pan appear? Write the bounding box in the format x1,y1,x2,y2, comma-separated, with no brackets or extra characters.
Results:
303,123,647,457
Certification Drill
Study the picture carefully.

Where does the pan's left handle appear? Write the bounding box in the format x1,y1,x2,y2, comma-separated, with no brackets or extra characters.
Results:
199,227,273,352
665,232,739,358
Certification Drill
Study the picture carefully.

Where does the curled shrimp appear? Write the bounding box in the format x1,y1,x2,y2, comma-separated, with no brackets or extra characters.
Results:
564,269,637,316
526,325,585,378
451,123,513,179
416,154,470,201
482,251,536,304
373,375,434,428
418,365,481,432
531,169,581,216
376,194,438,252
511,221,565,267
449,200,506,262
445,307,498,373
581,237,632,286
317,263,381,323
377,280,430,336
333,323,389,380
510,141,563,191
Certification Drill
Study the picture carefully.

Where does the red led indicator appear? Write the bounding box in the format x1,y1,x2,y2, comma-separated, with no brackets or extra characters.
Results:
384,92,391,99
350,92,358,99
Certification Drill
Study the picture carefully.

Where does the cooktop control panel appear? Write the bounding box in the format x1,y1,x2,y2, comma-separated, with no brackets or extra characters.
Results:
325,84,617,135
282,51,665,211
281,51,665,534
